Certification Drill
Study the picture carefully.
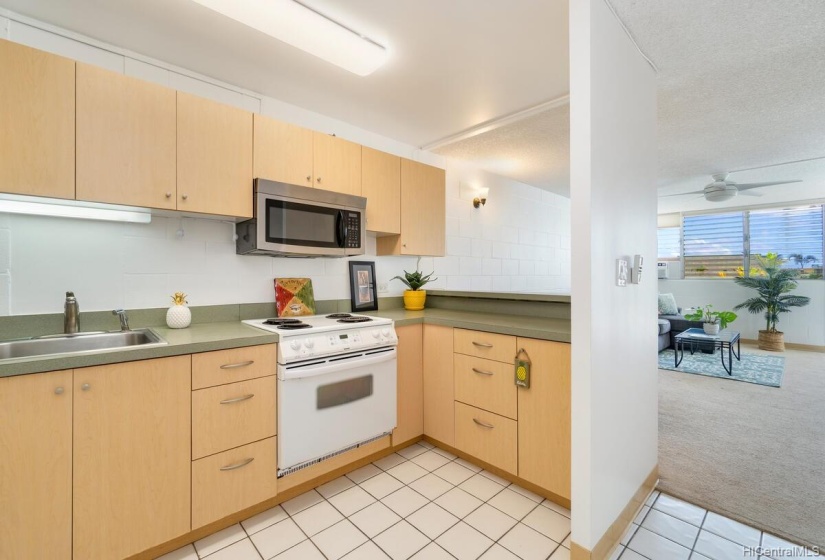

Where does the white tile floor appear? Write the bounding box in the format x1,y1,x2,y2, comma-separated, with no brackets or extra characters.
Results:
157,441,821,560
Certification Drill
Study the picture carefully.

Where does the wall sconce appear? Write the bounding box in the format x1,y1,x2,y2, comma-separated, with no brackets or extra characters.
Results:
473,188,489,209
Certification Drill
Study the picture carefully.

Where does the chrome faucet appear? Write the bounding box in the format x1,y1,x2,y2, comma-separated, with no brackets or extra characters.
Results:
64,292,80,334
112,309,130,332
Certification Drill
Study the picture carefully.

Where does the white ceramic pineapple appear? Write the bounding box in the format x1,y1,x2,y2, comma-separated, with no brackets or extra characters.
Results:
166,292,192,329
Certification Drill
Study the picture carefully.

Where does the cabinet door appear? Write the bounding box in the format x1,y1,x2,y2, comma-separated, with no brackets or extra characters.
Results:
517,338,571,500
76,64,176,209
0,370,72,560
73,356,191,560
177,92,253,217
253,114,314,187
422,325,454,446
393,324,423,446
377,159,446,256
0,39,74,199
313,132,362,196
362,147,401,234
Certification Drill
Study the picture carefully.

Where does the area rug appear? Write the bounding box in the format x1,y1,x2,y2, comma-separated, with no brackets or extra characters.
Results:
658,349,785,387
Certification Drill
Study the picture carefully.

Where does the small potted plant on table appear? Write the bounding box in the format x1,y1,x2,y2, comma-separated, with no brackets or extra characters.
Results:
392,262,437,311
684,304,737,335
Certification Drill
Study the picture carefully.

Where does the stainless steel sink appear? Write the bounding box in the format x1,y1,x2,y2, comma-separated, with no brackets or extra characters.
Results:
0,329,167,360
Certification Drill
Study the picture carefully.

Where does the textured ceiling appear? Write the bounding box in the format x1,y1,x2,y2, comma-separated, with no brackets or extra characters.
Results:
0,0,569,148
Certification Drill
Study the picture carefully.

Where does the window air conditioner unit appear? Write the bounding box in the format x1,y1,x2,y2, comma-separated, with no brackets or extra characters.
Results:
657,262,669,279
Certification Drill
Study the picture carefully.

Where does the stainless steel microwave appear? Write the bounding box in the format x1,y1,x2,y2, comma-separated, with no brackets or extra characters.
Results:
236,179,366,257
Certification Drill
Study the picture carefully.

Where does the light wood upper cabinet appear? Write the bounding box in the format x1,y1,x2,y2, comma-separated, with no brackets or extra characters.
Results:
422,324,455,446
0,370,72,560
377,159,446,256
177,92,253,218
517,338,571,500
73,356,191,560
393,324,424,446
253,114,314,187
76,63,177,209
362,147,401,235
313,132,362,196
0,39,75,200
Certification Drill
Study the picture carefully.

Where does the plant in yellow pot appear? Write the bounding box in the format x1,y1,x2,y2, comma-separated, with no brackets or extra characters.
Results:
392,265,437,311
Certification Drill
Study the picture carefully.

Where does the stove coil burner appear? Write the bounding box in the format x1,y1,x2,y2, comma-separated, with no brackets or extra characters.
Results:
325,313,352,319
263,318,302,325
337,316,372,323
277,323,312,330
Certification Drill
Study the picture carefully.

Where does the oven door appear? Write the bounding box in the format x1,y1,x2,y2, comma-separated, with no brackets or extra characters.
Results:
277,348,397,476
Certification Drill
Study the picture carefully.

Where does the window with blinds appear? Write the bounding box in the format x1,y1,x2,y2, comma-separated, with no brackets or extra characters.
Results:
750,205,824,278
657,227,681,259
683,212,744,277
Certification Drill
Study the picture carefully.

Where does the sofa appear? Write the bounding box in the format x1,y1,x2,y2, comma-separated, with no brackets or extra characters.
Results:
657,309,714,352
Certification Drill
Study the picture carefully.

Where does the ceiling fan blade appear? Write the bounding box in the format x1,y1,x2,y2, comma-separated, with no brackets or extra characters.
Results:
660,190,705,197
739,191,763,197
736,180,802,191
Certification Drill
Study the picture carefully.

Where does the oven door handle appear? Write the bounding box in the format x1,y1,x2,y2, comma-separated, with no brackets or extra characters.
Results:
280,349,397,380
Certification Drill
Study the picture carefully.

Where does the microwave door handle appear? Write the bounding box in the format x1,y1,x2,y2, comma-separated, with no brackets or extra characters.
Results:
335,210,346,248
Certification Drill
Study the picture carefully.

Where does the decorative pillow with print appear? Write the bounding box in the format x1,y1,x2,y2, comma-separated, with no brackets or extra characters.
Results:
658,293,679,316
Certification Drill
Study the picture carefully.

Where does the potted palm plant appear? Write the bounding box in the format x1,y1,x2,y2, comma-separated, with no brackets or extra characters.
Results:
392,261,437,311
734,253,811,351
684,304,737,335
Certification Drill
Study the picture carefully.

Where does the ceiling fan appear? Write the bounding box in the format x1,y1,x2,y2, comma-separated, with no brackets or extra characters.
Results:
664,173,802,202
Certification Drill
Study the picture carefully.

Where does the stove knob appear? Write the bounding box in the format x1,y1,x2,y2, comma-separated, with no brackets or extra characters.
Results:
305,338,315,349
372,330,381,339
290,340,301,351
381,329,391,338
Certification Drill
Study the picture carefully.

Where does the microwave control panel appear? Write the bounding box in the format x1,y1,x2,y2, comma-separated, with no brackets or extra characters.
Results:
346,212,361,248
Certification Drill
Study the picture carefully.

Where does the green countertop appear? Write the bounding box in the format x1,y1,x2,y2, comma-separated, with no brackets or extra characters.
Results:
0,309,570,378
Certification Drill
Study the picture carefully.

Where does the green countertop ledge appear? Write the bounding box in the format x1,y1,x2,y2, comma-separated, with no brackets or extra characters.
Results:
0,309,570,378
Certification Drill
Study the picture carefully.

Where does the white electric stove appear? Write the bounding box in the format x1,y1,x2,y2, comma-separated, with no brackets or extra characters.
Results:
242,313,398,477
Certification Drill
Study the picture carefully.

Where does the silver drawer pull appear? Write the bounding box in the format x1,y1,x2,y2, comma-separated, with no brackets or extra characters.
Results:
472,341,493,348
472,367,494,376
220,457,254,471
473,418,495,429
220,360,255,370
220,394,255,405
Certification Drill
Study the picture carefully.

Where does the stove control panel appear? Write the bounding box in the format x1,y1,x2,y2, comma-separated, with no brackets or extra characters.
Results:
279,325,398,362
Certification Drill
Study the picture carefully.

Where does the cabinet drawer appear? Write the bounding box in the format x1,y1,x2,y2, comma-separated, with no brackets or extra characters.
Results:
192,344,276,390
454,354,517,420
192,437,278,529
454,402,517,474
193,376,276,459
454,329,516,363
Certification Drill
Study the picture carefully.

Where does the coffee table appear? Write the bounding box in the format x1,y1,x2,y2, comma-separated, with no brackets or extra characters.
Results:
674,328,741,375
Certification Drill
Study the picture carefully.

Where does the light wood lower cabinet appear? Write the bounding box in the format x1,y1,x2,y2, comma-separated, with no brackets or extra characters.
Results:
454,329,517,363
393,324,423,446
192,437,278,529
454,354,517,420
192,344,277,390
454,402,518,474
517,338,571,501
73,356,191,560
422,325,455,445
193,376,277,459
0,370,72,560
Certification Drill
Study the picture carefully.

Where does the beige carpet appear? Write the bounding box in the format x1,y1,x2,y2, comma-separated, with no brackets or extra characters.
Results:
658,343,825,550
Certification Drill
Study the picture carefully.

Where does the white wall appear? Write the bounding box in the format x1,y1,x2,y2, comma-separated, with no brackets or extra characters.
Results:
0,12,571,315
659,278,825,345
570,0,659,552
428,161,571,293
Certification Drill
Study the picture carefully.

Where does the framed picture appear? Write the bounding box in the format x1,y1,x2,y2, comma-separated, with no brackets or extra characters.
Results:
348,261,378,312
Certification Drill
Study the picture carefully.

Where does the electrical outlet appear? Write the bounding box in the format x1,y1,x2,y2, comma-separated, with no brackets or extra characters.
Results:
377,281,389,294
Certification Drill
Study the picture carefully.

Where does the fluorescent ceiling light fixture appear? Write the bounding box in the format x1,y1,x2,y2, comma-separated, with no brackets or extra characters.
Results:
0,195,151,224
191,0,388,76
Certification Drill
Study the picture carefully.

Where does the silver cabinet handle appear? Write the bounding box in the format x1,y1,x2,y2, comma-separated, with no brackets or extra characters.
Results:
81,383,91,391
316,177,322,183
220,394,254,405
54,387,64,395
220,457,254,471
472,367,494,376
472,341,493,348
181,194,188,200
473,418,494,429
220,360,254,370
306,175,311,181
165,192,172,198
